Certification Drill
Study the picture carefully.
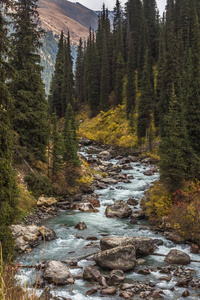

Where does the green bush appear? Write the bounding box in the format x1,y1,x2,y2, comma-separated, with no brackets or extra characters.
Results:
25,172,52,198
0,226,15,261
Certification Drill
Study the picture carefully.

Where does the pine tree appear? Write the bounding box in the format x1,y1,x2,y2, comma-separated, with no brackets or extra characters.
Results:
137,48,154,140
63,104,79,167
75,38,85,108
0,3,18,259
85,30,100,116
51,112,63,176
49,31,64,118
159,86,199,192
100,35,110,111
126,38,136,118
184,13,200,157
115,52,124,105
157,23,182,136
62,32,74,114
10,0,49,162
126,0,143,68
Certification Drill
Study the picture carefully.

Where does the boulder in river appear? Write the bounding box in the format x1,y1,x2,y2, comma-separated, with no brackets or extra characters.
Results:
70,202,98,213
164,249,191,265
83,265,101,281
105,200,132,218
108,269,125,285
75,222,87,230
127,198,138,206
93,245,136,271
100,236,155,256
44,261,74,285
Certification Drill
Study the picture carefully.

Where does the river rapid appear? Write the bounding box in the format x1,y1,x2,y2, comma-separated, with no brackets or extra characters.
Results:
16,145,200,300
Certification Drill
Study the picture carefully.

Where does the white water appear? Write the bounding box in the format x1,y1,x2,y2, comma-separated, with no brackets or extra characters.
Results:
16,147,200,300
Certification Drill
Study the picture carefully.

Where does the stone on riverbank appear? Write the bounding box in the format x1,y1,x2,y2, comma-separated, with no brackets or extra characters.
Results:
37,196,57,207
38,226,56,241
94,245,136,271
44,261,74,285
105,200,132,218
164,249,191,265
100,236,155,256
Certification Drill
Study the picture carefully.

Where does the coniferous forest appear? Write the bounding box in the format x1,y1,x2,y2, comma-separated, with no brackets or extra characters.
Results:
1,0,200,298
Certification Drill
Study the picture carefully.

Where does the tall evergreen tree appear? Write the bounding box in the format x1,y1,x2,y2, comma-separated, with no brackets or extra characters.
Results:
100,35,110,111
137,48,154,139
63,103,79,167
0,2,18,259
126,38,136,118
184,14,200,156
51,112,63,176
159,85,199,192
115,52,124,105
49,31,64,118
85,30,100,116
75,38,85,108
10,0,49,161
62,32,74,114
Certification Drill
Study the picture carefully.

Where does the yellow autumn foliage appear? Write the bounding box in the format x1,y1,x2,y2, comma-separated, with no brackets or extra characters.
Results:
78,104,139,148
144,182,173,221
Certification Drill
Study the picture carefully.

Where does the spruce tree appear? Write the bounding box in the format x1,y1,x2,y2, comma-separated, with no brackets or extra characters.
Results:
49,31,64,118
126,38,136,118
63,104,79,167
85,30,100,116
0,3,18,259
75,38,85,108
100,35,110,111
137,48,154,140
184,14,200,157
62,32,74,114
10,0,49,162
51,112,63,176
157,23,182,136
115,52,124,105
159,85,199,192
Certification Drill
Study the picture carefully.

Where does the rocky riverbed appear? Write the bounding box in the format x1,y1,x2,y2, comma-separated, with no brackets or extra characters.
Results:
14,139,200,299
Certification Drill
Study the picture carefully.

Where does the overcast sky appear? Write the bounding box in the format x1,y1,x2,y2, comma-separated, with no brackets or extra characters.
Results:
72,0,166,14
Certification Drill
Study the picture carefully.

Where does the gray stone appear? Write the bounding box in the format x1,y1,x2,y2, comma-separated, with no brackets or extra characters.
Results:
94,245,136,271
108,269,125,285
44,261,74,285
38,227,56,241
105,200,132,219
100,236,154,256
164,249,191,265
83,265,101,281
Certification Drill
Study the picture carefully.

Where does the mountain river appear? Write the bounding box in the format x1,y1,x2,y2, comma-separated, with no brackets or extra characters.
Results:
16,145,200,300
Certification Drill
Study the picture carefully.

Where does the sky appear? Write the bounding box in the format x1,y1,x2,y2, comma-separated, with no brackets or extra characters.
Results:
72,0,167,14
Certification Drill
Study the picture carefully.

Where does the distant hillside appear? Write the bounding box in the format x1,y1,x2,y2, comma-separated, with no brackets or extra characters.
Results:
38,0,98,95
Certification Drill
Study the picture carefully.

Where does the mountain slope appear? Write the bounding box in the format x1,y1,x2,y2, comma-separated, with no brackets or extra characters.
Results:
38,0,98,95
38,0,98,45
